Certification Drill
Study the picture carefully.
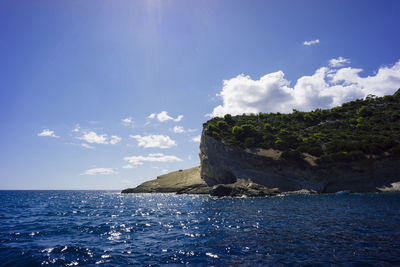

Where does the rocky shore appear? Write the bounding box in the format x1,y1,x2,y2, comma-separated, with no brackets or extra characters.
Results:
121,165,321,197
199,131,400,194
122,132,400,197
121,166,283,197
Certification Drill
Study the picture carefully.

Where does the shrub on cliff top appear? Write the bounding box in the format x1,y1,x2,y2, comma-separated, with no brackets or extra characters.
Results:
205,89,400,163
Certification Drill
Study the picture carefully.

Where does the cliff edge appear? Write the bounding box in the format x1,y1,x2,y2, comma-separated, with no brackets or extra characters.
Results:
200,90,400,193
123,90,400,196
200,130,400,193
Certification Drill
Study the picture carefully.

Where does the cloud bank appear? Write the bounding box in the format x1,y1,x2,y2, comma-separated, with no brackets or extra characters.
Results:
329,57,350,68
81,143,94,149
121,117,134,127
38,129,59,138
72,124,80,132
211,59,400,117
81,168,115,175
303,39,320,46
130,134,176,148
148,111,183,122
172,126,197,134
110,135,121,145
79,131,121,145
79,131,108,144
123,153,182,168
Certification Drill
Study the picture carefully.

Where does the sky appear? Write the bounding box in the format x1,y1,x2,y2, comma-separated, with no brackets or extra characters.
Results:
1,0,399,190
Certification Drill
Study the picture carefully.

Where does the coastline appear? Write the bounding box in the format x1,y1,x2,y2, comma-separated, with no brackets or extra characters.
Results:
121,165,400,197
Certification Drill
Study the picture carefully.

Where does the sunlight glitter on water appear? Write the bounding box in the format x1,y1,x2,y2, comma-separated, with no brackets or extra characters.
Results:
1,191,400,265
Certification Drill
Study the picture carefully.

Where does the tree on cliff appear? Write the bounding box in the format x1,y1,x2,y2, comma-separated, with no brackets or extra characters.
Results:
205,89,400,162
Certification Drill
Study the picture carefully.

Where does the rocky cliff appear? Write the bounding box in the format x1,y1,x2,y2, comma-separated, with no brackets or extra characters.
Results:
200,129,400,193
123,91,400,196
121,131,400,196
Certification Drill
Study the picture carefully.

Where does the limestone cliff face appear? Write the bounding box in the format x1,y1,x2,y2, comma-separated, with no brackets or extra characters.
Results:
200,130,400,193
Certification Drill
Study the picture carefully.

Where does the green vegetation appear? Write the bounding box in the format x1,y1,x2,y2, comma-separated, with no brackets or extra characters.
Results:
204,89,400,163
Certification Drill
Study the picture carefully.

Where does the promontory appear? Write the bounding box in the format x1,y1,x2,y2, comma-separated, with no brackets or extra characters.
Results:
122,89,400,196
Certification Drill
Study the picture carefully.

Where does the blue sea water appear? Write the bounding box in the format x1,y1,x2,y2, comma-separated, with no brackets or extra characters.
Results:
0,191,400,266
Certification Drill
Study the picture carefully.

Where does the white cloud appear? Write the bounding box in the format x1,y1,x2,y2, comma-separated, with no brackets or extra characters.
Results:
79,131,108,144
174,115,183,122
123,153,182,168
81,143,94,149
211,71,293,115
303,39,320,46
81,168,115,175
130,134,176,148
72,124,80,132
210,59,400,116
78,131,120,145
329,57,350,68
157,111,172,122
121,117,134,127
173,126,197,134
191,135,201,142
110,135,121,145
173,126,185,133
38,129,59,138
147,111,183,122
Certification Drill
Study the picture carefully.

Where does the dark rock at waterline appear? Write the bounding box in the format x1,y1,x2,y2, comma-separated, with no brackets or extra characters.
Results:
120,166,281,197
210,181,280,197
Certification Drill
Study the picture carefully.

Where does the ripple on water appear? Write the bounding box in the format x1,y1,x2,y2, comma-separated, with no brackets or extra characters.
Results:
0,191,400,265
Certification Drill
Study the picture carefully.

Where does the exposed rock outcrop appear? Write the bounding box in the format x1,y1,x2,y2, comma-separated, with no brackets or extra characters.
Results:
122,131,400,196
120,165,282,197
121,166,210,194
210,180,280,197
200,130,400,193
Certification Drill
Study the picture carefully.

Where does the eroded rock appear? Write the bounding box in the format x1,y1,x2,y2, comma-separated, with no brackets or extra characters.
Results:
210,180,280,197
200,130,400,193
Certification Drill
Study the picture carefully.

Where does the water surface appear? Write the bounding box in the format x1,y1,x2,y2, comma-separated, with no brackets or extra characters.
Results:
1,191,399,265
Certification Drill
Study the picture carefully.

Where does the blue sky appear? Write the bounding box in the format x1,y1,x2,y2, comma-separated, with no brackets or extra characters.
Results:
1,0,399,189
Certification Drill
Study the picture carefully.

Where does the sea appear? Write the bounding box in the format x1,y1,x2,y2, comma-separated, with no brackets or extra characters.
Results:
0,191,400,266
